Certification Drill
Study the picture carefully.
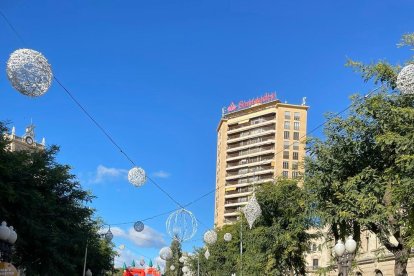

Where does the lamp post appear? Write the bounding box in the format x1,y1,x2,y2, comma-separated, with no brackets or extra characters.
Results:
83,227,113,276
334,236,357,276
0,221,18,263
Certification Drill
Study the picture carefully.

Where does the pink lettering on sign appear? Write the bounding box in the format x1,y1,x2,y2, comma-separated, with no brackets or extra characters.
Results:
222,92,277,115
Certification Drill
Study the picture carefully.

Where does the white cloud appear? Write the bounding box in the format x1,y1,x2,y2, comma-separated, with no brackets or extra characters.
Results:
107,226,166,248
89,165,128,184
152,170,170,179
114,248,145,268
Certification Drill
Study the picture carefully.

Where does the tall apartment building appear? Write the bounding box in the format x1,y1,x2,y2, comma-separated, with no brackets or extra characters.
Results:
214,93,308,227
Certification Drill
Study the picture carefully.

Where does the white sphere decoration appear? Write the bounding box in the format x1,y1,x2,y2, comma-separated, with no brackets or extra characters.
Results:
159,246,173,261
203,230,217,245
0,221,10,241
224,232,232,242
6,49,53,97
128,166,147,187
182,266,189,273
397,64,414,94
7,226,17,244
345,236,357,253
170,265,175,271
166,209,198,242
179,256,186,263
334,240,346,257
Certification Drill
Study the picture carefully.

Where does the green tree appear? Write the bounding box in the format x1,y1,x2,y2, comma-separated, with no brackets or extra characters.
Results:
305,33,414,276
165,239,183,276
0,122,115,275
188,179,312,275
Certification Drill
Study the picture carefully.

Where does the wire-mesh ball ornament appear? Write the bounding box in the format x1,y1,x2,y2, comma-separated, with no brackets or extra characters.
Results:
224,233,232,242
128,167,147,187
166,208,198,242
203,230,217,245
170,265,175,271
6,49,53,97
397,64,414,94
134,221,144,232
105,227,114,242
159,246,173,261
242,193,262,229
204,248,210,260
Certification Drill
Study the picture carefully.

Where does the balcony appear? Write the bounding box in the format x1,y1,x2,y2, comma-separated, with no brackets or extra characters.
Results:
227,128,275,144
225,168,274,181
226,148,275,162
227,139,275,153
226,155,274,170
225,177,274,189
227,118,276,135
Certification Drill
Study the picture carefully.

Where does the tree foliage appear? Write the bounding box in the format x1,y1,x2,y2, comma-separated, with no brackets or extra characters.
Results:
164,239,183,276
0,122,115,275
305,33,414,276
187,179,312,275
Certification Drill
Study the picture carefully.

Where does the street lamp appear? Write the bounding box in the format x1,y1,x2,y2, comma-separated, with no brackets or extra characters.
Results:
334,236,357,276
0,221,18,262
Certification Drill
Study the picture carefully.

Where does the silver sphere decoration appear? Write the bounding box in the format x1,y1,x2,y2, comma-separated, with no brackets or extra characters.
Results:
128,166,147,187
6,48,53,97
224,232,232,242
166,209,198,242
159,246,173,261
182,266,189,273
203,230,217,245
397,64,414,94
170,265,175,271
204,248,210,260
134,221,144,232
242,193,262,229
179,256,186,263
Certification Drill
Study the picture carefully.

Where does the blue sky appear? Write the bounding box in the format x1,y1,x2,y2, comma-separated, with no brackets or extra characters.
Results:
0,0,413,269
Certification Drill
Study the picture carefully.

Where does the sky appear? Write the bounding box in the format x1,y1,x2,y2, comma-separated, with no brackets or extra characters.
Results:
0,0,413,270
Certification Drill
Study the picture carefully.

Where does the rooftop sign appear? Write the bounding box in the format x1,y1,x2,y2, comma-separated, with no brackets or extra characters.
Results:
222,92,277,116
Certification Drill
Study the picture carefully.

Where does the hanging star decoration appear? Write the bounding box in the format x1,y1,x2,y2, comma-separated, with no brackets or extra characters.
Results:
204,248,210,260
242,193,262,229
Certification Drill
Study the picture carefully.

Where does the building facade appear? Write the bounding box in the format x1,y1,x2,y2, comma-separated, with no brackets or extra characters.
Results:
4,124,45,152
214,93,308,227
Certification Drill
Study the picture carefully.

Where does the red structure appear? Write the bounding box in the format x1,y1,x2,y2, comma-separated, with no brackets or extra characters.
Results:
123,267,161,276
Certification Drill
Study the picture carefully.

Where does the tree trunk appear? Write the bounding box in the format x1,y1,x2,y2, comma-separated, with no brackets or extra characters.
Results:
394,248,410,276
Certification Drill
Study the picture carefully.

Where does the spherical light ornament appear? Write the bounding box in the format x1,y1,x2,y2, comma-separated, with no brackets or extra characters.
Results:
204,248,210,260
203,230,217,245
128,167,147,187
334,240,346,257
159,246,173,261
170,265,175,271
224,232,232,242
182,266,189,273
397,64,414,94
7,226,17,244
166,209,198,242
242,193,262,229
134,221,144,232
6,49,53,97
0,221,10,241
345,236,357,253
179,256,186,263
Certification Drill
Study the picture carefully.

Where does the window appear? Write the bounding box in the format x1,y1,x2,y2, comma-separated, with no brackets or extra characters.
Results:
293,132,299,140
292,171,299,179
294,122,300,130
284,111,291,120
284,121,290,129
284,141,290,150
283,161,289,169
293,152,299,160
312,259,319,269
292,162,298,170
294,112,300,121
293,141,299,151
283,151,289,159
282,171,288,177
311,244,317,252
284,131,290,139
